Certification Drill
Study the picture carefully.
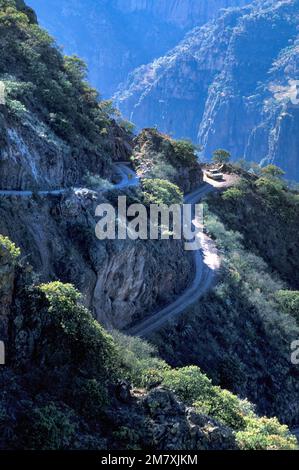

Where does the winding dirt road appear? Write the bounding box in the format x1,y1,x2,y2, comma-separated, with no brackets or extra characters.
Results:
127,179,221,337
0,163,139,197
0,163,225,339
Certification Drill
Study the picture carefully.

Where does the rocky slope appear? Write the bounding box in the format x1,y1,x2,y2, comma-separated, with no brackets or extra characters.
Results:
0,1,194,328
0,247,296,450
27,0,250,97
0,0,132,190
132,128,203,193
116,0,299,180
0,191,193,330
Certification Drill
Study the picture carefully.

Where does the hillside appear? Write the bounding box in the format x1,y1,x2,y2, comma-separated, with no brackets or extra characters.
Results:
0,237,297,450
0,0,132,190
0,0,299,452
151,168,299,425
116,0,299,180
27,0,250,97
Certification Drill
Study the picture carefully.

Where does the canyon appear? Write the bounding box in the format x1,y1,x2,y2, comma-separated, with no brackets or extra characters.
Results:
1,0,299,451
27,0,249,97
26,1,299,178
116,0,299,180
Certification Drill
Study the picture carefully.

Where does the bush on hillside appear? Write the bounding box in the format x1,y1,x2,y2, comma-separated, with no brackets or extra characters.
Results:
0,234,20,262
276,290,299,322
142,178,183,205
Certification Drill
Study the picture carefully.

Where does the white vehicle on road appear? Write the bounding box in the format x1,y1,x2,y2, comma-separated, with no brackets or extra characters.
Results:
205,168,224,181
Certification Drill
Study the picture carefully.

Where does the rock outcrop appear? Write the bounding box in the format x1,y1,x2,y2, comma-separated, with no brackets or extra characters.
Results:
116,0,299,180
133,128,203,193
0,190,193,330
107,386,237,450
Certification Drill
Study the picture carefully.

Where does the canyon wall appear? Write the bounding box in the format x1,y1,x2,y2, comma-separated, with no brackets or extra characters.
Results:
116,0,299,180
114,0,250,28
0,191,193,330
27,0,250,97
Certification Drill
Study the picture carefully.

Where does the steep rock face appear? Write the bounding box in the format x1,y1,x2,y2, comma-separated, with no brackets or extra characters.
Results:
198,0,299,180
27,0,249,97
0,111,131,190
115,11,237,140
0,191,193,330
116,0,299,180
115,0,250,28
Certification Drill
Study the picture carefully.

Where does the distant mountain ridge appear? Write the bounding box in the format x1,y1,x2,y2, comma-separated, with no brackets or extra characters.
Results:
27,0,250,97
115,0,299,180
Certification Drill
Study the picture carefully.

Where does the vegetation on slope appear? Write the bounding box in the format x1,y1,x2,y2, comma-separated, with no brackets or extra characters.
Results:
132,128,202,193
0,0,131,181
0,244,297,449
151,193,299,424
208,166,299,288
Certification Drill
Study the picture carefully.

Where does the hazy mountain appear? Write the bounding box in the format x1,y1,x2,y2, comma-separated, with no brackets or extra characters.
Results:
116,0,299,180
27,0,250,97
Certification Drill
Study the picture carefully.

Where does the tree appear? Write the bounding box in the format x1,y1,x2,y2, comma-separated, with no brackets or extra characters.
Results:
276,290,299,322
172,139,197,165
142,178,183,205
212,149,231,164
261,165,285,179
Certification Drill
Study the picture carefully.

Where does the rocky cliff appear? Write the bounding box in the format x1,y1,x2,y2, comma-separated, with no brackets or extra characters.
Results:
116,0,299,180
0,0,132,190
27,0,250,97
114,0,250,28
0,0,193,329
0,191,193,330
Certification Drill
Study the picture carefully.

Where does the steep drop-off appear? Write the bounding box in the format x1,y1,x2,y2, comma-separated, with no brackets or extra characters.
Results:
27,0,250,97
116,0,299,180
0,0,194,328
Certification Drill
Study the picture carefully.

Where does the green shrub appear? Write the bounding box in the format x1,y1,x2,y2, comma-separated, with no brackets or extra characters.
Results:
161,366,213,405
82,172,113,190
146,160,177,182
171,140,197,165
261,165,285,179
142,178,183,205
212,149,231,164
255,177,286,203
194,388,247,431
22,403,76,450
0,234,20,262
236,416,297,450
222,187,245,201
276,290,299,322
161,366,246,430
38,282,119,380
111,331,170,387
